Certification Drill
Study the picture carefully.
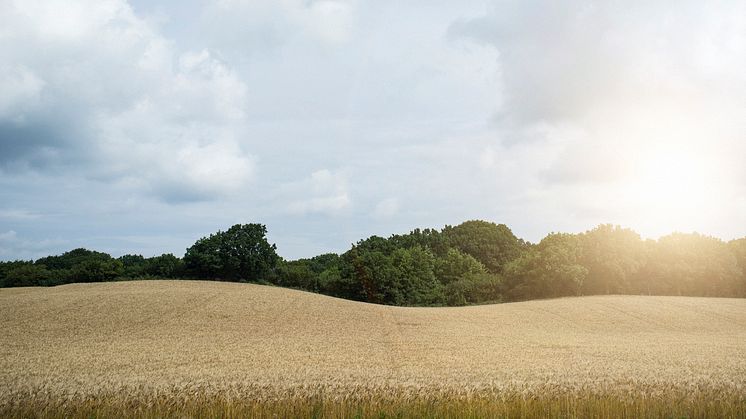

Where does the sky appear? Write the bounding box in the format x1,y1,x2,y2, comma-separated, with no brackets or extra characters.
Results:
1,0,745,261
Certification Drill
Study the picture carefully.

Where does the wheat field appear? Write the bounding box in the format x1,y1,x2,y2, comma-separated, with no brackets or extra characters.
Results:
1,280,745,418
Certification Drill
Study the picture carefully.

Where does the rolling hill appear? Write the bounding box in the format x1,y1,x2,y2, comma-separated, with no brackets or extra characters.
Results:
1,280,745,416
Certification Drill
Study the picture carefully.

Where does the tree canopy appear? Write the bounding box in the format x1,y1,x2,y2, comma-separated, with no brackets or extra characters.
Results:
183,223,279,281
2,221,744,306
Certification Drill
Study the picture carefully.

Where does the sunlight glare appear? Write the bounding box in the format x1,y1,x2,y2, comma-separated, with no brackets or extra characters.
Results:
623,145,722,235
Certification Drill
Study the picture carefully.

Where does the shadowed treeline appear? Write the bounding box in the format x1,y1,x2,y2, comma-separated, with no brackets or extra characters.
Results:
1,222,745,305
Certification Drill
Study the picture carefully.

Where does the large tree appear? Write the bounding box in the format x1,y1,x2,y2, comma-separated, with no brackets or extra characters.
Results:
183,224,279,281
579,224,646,295
503,233,587,300
1,263,51,287
641,233,741,296
435,248,486,285
442,220,525,274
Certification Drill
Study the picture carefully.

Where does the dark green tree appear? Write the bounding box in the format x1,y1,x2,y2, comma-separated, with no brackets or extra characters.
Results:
435,248,487,284
274,259,316,289
0,260,32,286
29,248,123,284
444,272,503,306
442,220,525,273
391,246,443,306
183,224,279,281
118,254,146,278
389,228,450,256
35,248,112,270
2,263,52,287
503,233,587,300
144,253,184,278
69,259,123,282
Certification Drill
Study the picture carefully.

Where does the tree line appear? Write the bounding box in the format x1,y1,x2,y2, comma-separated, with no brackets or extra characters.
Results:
1,221,745,305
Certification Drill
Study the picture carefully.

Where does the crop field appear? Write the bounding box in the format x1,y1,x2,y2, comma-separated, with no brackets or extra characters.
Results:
1,280,745,418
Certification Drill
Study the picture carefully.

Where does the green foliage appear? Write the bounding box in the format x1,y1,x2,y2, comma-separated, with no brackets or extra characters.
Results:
0,248,125,286
391,246,443,306
317,266,344,294
35,248,112,270
2,263,52,287
641,233,741,296
435,248,487,285
342,243,443,306
442,220,524,273
388,228,449,256
69,258,123,283
0,260,33,287
503,233,587,300
272,253,344,293
445,272,503,306
350,246,399,304
118,254,146,278
117,253,185,279
579,224,645,295
184,224,279,281
275,259,316,290
144,253,184,278
2,221,745,305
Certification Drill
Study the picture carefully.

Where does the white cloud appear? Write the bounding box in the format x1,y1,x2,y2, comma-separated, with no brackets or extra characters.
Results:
283,169,351,215
0,0,254,202
293,0,356,44
447,1,746,235
0,66,45,121
211,0,357,45
10,0,130,42
0,230,68,260
1,0,745,261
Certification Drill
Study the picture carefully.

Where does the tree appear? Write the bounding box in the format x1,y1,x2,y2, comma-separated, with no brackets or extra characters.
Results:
503,233,587,300
317,266,345,295
144,254,184,278
442,220,525,273
118,254,146,278
445,272,502,306
274,259,316,290
435,248,487,284
0,260,33,286
389,228,450,257
69,259,123,282
391,246,443,306
183,224,279,281
579,224,645,295
36,248,112,270
341,243,444,306
31,248,122,284
728,238,746,297
640,233,741,296
2,263,52,287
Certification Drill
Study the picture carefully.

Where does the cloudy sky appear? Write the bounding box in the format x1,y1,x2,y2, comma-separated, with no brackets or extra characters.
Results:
1,0,745,260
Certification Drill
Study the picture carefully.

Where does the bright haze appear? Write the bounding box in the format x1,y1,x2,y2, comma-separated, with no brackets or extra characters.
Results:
1,0,744,260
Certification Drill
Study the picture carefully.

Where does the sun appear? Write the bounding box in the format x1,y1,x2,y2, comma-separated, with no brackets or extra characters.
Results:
621,145,723,236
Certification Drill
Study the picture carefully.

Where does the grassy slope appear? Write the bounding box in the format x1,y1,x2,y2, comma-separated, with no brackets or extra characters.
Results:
1,280,745,416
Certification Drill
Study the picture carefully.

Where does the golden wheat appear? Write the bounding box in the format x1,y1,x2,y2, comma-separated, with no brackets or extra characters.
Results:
1,280,745,417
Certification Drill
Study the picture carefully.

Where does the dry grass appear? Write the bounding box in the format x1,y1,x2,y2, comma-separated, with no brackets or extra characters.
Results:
1,280,745,417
